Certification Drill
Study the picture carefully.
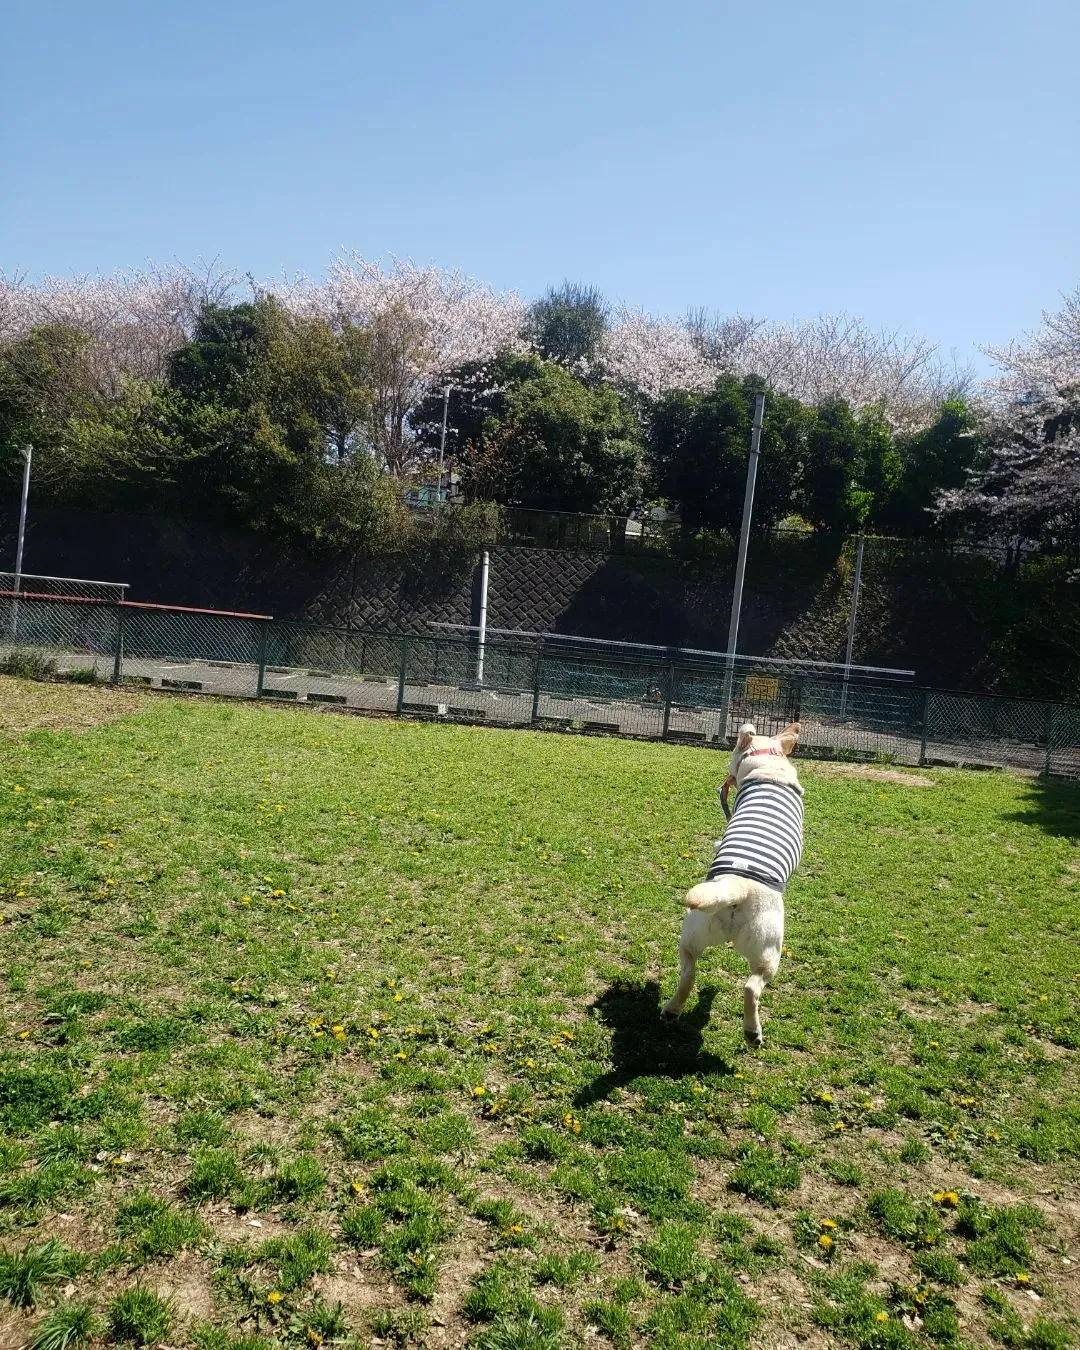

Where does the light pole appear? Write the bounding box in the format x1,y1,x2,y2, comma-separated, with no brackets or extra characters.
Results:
436,385,451,505
720,395,765,737
11,445,32,640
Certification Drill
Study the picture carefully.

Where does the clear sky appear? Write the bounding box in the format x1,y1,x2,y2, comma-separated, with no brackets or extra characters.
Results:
2,0,1077,374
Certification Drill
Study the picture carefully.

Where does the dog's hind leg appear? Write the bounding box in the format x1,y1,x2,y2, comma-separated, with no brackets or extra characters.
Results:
661,912,709,1020
743,947,780,1049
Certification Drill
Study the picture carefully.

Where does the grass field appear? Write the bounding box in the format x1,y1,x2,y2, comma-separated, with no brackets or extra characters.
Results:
0,678,1078,1350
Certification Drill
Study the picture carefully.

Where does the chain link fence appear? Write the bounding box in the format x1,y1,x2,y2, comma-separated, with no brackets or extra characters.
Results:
3,586,1080,778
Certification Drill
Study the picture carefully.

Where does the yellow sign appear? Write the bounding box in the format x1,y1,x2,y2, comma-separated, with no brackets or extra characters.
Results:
744,675,780,702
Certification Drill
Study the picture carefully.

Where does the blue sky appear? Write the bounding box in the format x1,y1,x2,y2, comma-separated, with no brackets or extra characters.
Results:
2,0,1077,374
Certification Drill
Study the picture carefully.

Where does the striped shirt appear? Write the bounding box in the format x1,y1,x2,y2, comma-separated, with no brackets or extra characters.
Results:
706,780,804,892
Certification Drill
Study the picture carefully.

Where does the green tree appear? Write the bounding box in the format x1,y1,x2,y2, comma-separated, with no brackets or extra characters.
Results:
798,399,900,533
0,324,101,496
454,353,641,513
527,283,609,370
881,397,977,535
167,296,393,550
647,375,807,536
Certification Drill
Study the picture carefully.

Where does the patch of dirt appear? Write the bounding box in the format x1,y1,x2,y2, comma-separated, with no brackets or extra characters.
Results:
0,1305,32,1350
426,1231,487,1347
312,1258,396,1319
809,762,936,787
0,676,146,736
204,1207,293,1242
148,1252,217,1322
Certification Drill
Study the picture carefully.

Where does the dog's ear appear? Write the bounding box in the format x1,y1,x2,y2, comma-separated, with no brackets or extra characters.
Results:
736,723,756,753
778,722,800,756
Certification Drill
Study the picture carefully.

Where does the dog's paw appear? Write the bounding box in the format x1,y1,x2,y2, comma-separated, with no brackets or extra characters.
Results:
744,1027,763,1049
660,1002,680,1022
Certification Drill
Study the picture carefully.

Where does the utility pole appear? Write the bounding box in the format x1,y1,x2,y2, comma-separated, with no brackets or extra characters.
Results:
720,395,765,738
839,533,866,719
11,445,32,639
436,385,451,505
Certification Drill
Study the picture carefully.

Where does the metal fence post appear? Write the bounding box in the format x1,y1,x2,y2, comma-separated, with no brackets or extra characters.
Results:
661,662,675,740
1044,705,1056,777
531,651,543,723
396,635,409,714
918,689,930,765
111,603,126,685
256,621,268,698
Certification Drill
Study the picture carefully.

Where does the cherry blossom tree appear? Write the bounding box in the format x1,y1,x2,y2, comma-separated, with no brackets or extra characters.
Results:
936,287,1080,552
0,261,236,393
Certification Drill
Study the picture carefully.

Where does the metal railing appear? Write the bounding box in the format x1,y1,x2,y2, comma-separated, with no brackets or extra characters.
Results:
2,591,1079,778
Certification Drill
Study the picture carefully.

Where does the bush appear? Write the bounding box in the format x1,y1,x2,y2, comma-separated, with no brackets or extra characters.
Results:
0,647,58,680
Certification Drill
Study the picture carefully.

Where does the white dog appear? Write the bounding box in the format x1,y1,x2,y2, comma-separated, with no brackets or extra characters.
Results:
662,721,803,1047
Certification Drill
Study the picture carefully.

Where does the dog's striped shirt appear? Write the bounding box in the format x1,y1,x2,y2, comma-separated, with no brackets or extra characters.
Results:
706,780,803,893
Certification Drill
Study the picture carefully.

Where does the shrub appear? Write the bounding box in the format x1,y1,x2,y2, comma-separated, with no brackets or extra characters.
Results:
0,647,58,680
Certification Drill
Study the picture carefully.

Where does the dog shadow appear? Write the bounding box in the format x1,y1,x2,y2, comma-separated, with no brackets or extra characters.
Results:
575,980,736,1107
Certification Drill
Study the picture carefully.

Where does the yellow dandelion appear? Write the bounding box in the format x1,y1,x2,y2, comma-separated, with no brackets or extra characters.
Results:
821,1219,838,1231
561,1030,575,1042
1016,1273,1031,1286
366,1027,379,1040
392,993,403,1003
555,933,565,943
383,916,393,924
818,1234,833,1250
12,785,25,793
394,1051,409,1062
272,888,286,897
875,1312,889,1324
350,1179,367,1196
509,1223,524,1235
472,1085,487,1097
18,1030,31,1040
267,1290,283,1305
833,1121,847,1132
523,1057,536,1070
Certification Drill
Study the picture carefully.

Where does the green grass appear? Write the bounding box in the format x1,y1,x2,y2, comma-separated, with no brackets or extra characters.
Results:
0,681,1078,1348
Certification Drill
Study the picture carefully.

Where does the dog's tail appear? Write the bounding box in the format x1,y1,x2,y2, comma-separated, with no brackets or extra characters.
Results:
682,876,746,912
